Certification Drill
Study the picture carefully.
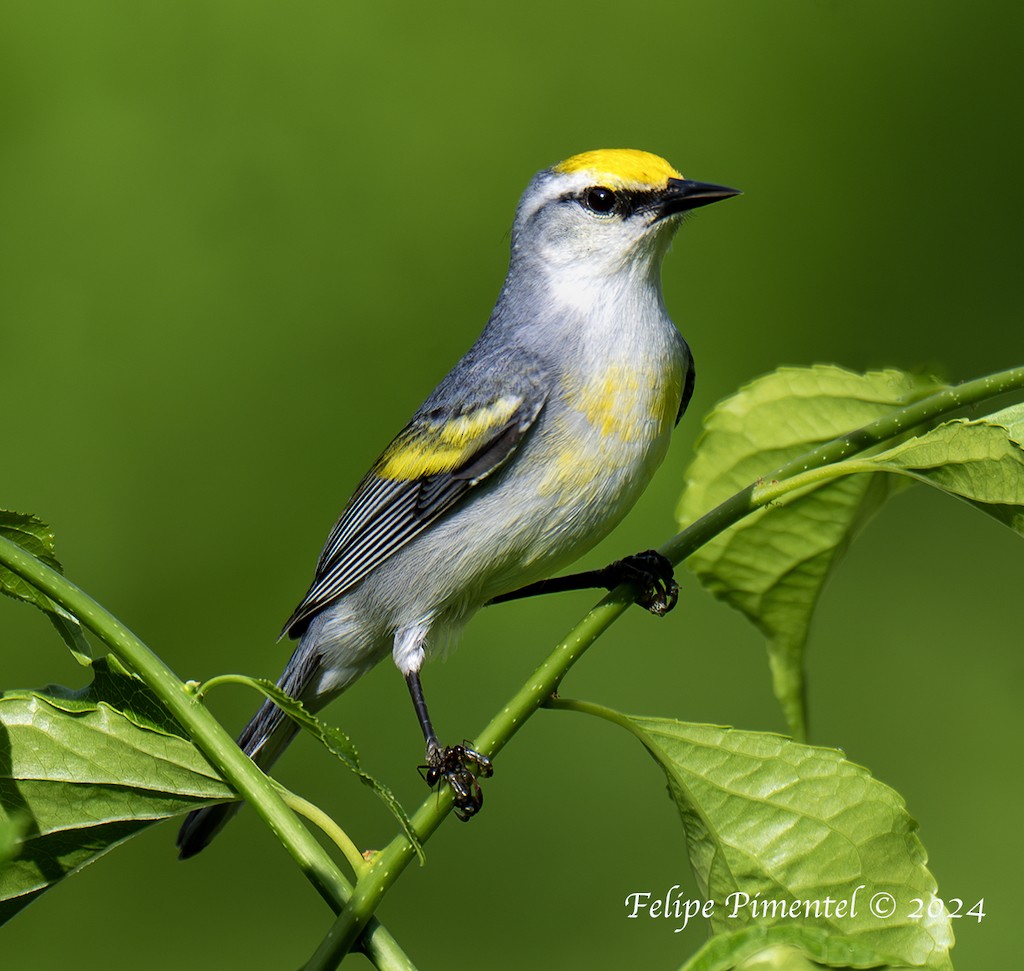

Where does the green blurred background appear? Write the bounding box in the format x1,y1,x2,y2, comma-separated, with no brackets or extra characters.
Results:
1,1,1020,967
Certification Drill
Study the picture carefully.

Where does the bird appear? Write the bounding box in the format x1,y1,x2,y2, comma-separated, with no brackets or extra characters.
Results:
177,148,739,857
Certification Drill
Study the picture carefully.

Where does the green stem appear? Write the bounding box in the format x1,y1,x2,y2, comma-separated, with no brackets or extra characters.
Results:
357,931,420,971
545,696,643,734
303,363,1024,969
751,458,879,506
274,785,369,878
192,671,262,701
0,536,411,970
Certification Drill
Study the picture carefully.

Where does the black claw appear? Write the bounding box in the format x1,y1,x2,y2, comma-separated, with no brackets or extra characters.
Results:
605,550,679,616
419,742,493,821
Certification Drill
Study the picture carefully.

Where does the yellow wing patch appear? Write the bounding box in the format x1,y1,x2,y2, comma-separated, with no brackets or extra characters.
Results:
377,395,523,481
554,149,683,190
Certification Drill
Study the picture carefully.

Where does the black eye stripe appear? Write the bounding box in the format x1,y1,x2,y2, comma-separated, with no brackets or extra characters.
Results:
574,186,663,219
554,186,662,219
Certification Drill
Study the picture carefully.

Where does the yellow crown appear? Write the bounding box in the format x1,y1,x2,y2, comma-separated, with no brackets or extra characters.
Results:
553,149,683,189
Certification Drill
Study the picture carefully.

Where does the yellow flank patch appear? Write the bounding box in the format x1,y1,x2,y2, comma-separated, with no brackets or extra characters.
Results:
539,364,681,497
574,364,680,440
377,395,522,480
580,367,642,439
554,149,683,190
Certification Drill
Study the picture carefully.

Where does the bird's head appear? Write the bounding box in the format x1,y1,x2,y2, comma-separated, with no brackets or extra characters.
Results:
510,149,739,282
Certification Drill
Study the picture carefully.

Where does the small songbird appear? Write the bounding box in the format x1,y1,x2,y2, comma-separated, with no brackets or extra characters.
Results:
177,149,739,857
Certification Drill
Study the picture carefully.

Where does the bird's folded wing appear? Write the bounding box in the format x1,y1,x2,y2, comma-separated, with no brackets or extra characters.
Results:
282,388,547,638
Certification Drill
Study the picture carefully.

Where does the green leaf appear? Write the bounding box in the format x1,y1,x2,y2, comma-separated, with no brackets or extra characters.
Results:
853,402,1024,536
0,512,63,599
676,367,945,739
198,675,425,863
0,817,24,868
0,511,91,665
46,614,93,666
0,685,234,924
41,654,188,738
679,924,916,970
571,704,953,971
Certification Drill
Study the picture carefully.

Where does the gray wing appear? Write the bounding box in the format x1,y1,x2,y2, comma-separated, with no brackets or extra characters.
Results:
282,348,548,639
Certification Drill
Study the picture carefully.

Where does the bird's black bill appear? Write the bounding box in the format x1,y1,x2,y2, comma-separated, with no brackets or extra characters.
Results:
658,177,741,218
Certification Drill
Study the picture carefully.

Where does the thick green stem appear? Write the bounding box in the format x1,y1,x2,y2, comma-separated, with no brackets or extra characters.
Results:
0,537,412,970
304,363,1024,969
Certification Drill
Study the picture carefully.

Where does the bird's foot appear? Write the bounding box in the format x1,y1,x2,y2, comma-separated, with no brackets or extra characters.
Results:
421,741,493,822
603,550,679,617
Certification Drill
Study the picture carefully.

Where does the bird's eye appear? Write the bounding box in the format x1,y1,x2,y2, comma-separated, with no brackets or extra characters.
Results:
583,186,617,214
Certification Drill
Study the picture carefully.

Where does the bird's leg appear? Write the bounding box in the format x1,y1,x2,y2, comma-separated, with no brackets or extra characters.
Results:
406,670,492,822
488,548,679,617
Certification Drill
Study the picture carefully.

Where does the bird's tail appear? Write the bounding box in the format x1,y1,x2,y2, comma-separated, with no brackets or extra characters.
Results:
176,649,322,860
